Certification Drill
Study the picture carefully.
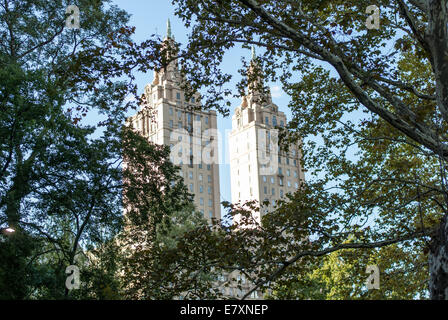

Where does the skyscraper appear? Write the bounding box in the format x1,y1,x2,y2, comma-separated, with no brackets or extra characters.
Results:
127,20,221,221
229,48,305,225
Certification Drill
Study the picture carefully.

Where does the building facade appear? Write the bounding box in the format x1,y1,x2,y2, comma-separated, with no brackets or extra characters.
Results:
127,23,303,299
229,51,305,224
214,50,306,300
127,23,221,222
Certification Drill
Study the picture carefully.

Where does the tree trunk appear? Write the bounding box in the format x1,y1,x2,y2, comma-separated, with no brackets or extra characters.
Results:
429,215,448,299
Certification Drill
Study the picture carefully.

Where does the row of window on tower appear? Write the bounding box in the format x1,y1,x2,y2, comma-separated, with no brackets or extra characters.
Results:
168,108,210,135
263,184,298,196
188,183,213,195
199,209,214,219
264,115,284,127
174,91,196,103
169,107,209,123
198,197,213,207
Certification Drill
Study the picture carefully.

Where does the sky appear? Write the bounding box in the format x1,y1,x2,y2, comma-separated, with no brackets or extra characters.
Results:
109,0,294,213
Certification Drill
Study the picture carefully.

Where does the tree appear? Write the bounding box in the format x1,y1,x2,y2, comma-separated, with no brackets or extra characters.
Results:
0,0,162,298
116,126,215,299
161,0,448,299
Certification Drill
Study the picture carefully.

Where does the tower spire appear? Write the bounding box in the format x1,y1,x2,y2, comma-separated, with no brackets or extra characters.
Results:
166,18,172,39
251,45,256,60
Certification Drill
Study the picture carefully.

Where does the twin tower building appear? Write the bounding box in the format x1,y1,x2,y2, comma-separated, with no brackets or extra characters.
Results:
127,22,304,224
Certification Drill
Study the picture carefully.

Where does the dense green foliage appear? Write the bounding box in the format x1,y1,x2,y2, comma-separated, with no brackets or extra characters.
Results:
0,0,152,299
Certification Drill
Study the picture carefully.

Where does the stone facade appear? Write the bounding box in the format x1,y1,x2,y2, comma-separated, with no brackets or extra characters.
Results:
229,53,305,225
127,26,221,222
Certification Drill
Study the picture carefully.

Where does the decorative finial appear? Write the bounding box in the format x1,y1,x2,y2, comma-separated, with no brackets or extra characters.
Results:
167,19,172,39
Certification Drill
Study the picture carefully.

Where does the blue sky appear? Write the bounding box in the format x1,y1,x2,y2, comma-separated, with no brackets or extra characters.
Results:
110,0,294,213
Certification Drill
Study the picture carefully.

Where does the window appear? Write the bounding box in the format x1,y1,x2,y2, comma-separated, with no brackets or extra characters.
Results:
271,177,274,184
205,117,209,124
278,156,281,163
176,92,181,100
199,163,203,169
273,116,277,126
178,122,182,129
279,167,283,175
265,117,269,125
169,107,173,115
207,164,211,170
192,97,195,103
294,159,297,166
279,178,283,186
287,169,291,177
280,120,284,127
264,186,267,194
286,158,290,165
209,211,213,218
196,115,201,121
200,198,204,205
200,209,204,215
200,185,204,193
199,174,203,181
208,175,212,183
178,110,181,119
294,171,298,178
208,199,212,207
208,186,212,194
272,188,275,195
189,171,193,179
169,120,173,128
287,180,291,187
295,182,299,189
263,176,267,182
189,183,194,192
280,190,284,197
187,113,192,123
